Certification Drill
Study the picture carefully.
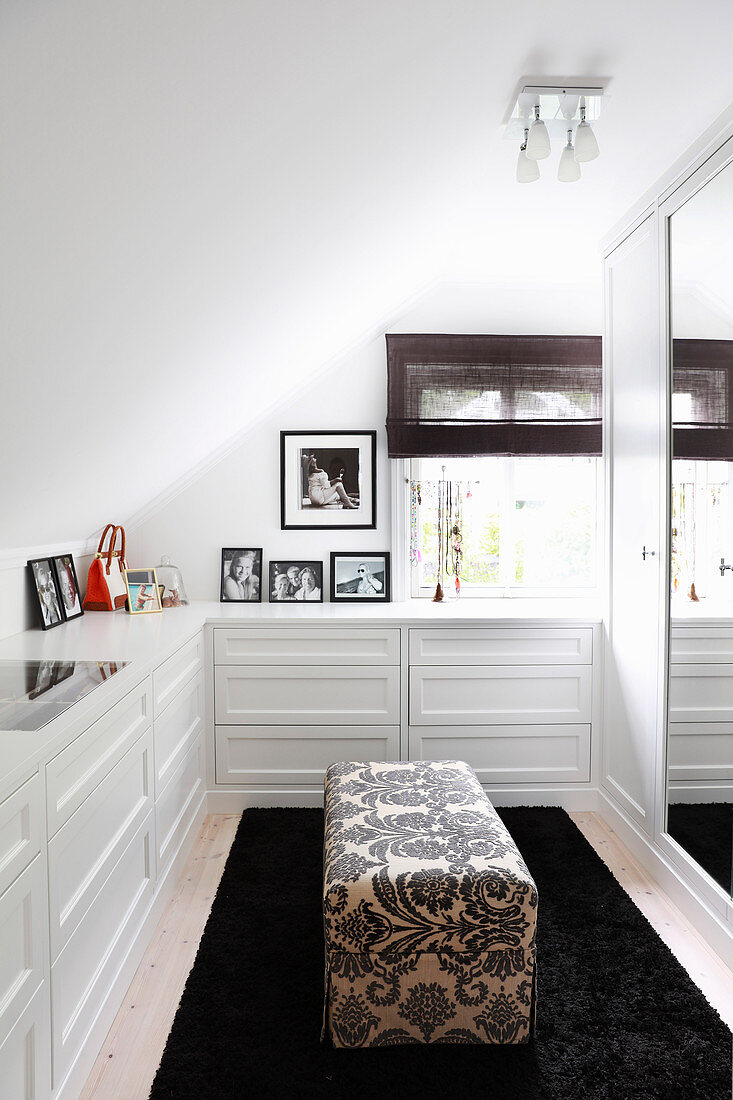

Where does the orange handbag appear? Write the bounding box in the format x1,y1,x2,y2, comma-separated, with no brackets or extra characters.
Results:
83,524,129,611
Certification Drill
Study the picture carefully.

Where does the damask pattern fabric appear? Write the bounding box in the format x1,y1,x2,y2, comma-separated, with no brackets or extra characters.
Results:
323,760,538,1047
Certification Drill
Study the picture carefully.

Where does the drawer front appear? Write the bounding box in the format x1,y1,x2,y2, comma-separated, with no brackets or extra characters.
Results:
48,728,153,961
669,664,733,722
215,665,400,726
0,982,50,1100
670,627,733,663
0,773,42,899
51,811,154,1089
0,856,45,1052
409,627,593,666
409,665,592,726
214,627,400,666
215,725,400,785
153,632,204,716
155,735,205,879
408,724,591,784
154,671,204,797
46,679,151,838
667,722,733,783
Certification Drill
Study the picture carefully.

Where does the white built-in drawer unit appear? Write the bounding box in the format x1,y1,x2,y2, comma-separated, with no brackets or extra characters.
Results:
153,633,203,716
155,735,205,878
215,724,400,784
668,663,733,723
153,671,204,796
667,722,733,783
47,728,153,961
408,625,594,786
0,855,46,1053
0,772,42,899
0,982,50,1100
214,626,400,665
409,626,593,665
216,664,400,726
45,679,151,838
670,625,733,663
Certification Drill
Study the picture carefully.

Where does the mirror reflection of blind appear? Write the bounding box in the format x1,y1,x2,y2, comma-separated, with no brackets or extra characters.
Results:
673,339,733,459
386,334,602,458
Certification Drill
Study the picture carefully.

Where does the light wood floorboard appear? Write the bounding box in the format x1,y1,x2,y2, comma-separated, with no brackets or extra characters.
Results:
81,810,732,1099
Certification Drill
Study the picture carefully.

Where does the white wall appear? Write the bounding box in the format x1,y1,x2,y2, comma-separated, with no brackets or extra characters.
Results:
131,281,602,601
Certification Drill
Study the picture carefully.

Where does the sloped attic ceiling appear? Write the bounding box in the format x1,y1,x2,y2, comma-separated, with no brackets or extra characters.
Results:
1,0,732,549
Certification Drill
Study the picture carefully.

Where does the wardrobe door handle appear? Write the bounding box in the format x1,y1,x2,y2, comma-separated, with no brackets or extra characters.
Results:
642,546,656,561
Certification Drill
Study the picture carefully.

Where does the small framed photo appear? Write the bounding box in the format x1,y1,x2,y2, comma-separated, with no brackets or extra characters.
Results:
123,568,162,614
280,430,376,530
220,548,263,603
28,558,64,630
330,552,391,603
51,554,84,622
269,560,323,603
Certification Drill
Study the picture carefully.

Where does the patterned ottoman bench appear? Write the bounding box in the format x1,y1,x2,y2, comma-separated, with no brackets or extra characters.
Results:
323,760,538,1048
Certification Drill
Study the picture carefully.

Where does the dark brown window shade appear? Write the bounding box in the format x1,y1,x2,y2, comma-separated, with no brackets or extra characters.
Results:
673,339,733,460
386,334,602,458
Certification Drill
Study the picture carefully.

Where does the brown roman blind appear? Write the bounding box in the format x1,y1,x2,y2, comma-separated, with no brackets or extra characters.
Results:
386,333,602,458
673,339,733,460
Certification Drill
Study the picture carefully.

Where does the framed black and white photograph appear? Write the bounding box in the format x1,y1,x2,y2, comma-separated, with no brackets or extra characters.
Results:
123,568,163,614
51,553,84,621
330,552,391,603
280,430,376,530
28,558,64,630
220,548,263,602
269,560,323,602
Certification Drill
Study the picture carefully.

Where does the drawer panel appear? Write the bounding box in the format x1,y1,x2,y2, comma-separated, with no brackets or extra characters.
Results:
153,632,203,716
0,773,42,899
46,679,151,838
409,627,593,665
409,665,592,725
215,665,400,725
215,725,400,785
670,627,733,663
0,982,50,1100
51,812,154,1089
214,627,400,665
0,856,45,1051
408,724,591,784
667,722,733,782
48,728,153,961
669,664,733,722
155,736,205,880
154,671,204,797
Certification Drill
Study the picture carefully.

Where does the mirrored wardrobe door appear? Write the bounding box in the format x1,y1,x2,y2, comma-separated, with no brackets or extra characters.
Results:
667,156,733,898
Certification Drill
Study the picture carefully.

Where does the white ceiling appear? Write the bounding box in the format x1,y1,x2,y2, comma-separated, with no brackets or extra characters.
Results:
1,0,732,548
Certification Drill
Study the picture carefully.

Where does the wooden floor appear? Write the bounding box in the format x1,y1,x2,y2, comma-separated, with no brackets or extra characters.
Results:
82,811,733,1099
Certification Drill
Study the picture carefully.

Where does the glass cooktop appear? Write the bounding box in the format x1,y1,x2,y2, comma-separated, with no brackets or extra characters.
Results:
0,659,128,732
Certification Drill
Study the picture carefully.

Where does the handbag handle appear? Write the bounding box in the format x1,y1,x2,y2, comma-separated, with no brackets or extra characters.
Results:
103,525,127,575
96,523,116,556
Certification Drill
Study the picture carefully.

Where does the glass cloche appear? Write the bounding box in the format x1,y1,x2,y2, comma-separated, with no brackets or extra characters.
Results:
155,556,189,607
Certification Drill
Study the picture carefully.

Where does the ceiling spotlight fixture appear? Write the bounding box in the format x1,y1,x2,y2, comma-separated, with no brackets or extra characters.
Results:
504,83,606,183
557,130,581,183
574,101,600,162
516,128,540,183
525,105,551,161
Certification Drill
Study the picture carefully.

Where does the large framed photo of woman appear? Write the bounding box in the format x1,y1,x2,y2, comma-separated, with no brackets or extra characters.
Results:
280,430,376,530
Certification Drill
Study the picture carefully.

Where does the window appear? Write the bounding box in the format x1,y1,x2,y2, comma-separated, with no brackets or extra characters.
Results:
409,455,600,597
672,459,732,603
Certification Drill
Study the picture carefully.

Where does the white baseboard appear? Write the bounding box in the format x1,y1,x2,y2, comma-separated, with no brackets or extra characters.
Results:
206,785,602,813
207,789,324,810
56,794,208,1100
597,789,733,968
486,786,601,810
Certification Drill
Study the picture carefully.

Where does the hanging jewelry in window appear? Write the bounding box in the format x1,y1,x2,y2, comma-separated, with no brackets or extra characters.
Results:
409,481,421,567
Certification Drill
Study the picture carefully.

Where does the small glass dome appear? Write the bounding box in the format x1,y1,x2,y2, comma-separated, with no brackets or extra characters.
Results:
155,556,189,607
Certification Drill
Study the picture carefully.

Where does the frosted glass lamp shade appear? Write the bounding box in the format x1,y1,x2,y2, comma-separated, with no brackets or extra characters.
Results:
516,147,540,183
558,144,581,182
574,121,599,162
560,93,579,121
525,118,550,160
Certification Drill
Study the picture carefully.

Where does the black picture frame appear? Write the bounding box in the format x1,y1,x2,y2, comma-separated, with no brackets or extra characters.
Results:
280,430,377,530
220,548,263,603
268,560,323,603
330,552,391,603
27,558,65,630
51,553,84,622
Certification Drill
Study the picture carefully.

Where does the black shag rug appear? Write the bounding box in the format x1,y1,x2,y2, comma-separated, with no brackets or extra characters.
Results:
667,802,732,895
150,808,731,1099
